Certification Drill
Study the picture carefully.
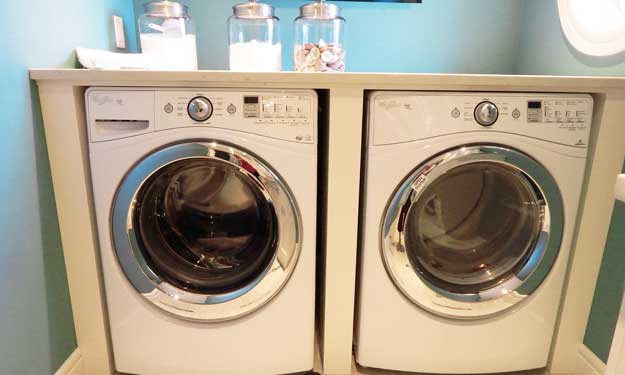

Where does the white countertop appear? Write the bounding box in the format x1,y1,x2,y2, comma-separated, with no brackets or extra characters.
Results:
29,69,625,93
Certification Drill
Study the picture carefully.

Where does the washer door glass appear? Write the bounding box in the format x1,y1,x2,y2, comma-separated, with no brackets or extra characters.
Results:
404,161,542,294
133,158,277,295
112,142,301,322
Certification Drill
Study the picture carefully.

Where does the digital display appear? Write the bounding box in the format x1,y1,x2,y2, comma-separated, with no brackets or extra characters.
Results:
528,101,542,109
244,96,259,104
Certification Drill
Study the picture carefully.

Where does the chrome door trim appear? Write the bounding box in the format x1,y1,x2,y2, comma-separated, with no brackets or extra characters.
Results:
111,141,302,322
381,145,564,319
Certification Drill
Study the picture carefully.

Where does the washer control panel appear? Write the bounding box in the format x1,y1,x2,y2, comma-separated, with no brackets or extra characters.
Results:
86,88,317,143
158,91,315,143
372,92,593,148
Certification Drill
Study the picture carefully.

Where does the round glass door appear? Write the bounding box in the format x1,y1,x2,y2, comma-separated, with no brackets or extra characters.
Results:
112,142,301,322
133,158,278,295
382,145,563,319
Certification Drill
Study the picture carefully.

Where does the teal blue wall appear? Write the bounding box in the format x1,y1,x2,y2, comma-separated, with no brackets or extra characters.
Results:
134,0,524,73
516,0,625,364
517,0,625,76
1,1,136,374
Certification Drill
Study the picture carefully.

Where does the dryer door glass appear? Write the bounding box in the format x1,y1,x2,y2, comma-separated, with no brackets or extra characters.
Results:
381,145,563,318
133,158,278,295
403,161,542,294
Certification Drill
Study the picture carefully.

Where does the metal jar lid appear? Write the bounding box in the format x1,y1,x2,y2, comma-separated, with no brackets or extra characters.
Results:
143,1,188,18
233,0,275,19
300,0,341,20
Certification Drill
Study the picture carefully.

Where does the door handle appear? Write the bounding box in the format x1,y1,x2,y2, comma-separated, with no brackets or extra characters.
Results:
615,174,625,203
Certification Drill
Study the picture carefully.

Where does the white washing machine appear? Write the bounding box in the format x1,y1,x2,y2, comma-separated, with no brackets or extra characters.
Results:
86,88,317,375
356,92,593,374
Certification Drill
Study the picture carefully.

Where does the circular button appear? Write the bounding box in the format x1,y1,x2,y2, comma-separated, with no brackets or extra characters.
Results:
451,107,461,118
187,97,213,122
474,101,499,126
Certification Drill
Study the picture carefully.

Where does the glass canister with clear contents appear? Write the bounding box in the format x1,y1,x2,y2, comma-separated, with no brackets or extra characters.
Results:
294,0,345,72
138,1,198,70
228,1,282,72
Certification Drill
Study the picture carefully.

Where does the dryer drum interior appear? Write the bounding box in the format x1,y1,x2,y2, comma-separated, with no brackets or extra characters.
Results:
111,141,302,322
381,145,564,319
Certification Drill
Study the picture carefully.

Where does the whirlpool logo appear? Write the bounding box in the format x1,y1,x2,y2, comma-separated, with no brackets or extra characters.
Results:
92,94,125,106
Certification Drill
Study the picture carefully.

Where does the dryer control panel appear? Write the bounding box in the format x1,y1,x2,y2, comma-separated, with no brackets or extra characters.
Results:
371,92,593,147
86,88,317,143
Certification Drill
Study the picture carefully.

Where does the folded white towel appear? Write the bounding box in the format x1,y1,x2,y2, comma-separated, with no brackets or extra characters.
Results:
76,47,159,70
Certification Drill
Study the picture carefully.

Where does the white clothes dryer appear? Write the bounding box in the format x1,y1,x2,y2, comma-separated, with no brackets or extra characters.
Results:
356,92,593,374
86,88,317,375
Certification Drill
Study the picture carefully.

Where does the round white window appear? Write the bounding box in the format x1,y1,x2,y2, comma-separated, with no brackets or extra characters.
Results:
558,0,625,56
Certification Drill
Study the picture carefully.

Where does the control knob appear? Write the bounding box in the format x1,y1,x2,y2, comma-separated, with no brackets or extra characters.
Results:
474,101,499,126
187,96,213,122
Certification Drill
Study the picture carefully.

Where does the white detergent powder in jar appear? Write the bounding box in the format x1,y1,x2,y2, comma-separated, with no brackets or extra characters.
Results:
228,1,282,72
140,33,198,71
138,1,198,71
229,40,282,72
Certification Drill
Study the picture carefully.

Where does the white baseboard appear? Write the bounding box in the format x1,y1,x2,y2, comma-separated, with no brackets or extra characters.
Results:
577,344,606,375
54,348,83,375
50,343,603,375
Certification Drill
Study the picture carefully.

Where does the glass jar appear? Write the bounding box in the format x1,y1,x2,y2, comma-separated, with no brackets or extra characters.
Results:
138,1,198,70
228,1,282,72
294,1,345,72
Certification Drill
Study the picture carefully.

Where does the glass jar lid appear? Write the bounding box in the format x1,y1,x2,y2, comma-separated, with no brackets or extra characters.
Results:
233,0,275,19
300,0,341,20
143,1,188,18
